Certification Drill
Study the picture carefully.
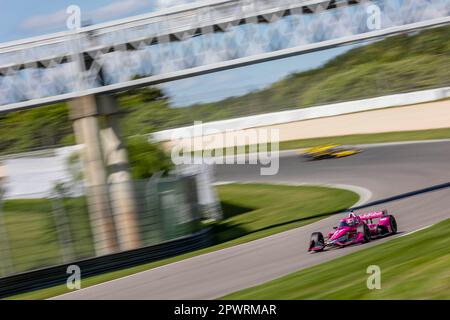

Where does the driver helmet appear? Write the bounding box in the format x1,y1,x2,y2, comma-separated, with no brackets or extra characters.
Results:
347,211,357,226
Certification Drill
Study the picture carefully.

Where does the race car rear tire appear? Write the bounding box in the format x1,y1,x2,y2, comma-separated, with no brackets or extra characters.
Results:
309,232,324,250
388,215,398,234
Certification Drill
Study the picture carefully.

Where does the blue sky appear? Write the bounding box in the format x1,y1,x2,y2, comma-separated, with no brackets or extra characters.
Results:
1,0,447,106
163,45,353,106
0,0,202,43
0,0,353,106
0,0,156,42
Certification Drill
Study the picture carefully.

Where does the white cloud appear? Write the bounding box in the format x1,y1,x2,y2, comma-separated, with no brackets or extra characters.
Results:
21,9,67,30
155,0,200,10
21,0,152,31
87,0,151,21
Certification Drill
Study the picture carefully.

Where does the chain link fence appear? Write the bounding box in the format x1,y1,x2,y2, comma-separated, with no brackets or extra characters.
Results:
0,172,218,278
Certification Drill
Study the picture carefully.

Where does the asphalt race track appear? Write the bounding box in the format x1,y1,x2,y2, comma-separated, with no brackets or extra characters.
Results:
54,140,450,299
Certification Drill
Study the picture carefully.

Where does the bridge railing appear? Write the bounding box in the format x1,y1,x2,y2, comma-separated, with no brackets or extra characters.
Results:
1,0,449,112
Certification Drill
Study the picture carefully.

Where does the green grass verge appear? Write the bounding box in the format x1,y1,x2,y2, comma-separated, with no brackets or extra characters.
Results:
222,219,450,300
0,198,94,275
279,127,450,151
5,183,358,300
201,127,450,157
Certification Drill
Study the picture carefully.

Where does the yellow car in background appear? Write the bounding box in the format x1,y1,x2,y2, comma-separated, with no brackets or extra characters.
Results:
301,144,362,160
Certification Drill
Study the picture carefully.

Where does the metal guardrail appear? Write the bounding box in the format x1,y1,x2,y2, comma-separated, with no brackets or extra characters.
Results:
0,227,213,298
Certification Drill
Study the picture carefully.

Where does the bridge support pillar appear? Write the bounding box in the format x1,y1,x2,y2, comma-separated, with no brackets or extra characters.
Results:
69,94,140,255
70,95,119,255
98,95,141,251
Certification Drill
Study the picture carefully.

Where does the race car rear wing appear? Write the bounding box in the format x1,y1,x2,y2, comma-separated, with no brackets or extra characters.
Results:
358,211,386,220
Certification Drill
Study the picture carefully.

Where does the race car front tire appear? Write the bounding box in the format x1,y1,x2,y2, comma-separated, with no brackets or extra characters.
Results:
309,232,325,251
357,223,371,242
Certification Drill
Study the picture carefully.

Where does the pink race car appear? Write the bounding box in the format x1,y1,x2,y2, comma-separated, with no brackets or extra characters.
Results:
308,210,397,252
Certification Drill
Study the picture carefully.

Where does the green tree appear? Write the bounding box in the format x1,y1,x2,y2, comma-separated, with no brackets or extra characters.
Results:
126,135,173,179
1,25,449,155
0,103,71,154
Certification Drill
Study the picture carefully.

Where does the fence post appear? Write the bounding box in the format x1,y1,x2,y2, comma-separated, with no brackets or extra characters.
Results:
145,172,163,244
0,186,14,276
51,189,75,264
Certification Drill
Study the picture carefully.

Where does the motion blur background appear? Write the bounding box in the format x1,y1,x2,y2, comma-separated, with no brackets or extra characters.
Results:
0,0,449,298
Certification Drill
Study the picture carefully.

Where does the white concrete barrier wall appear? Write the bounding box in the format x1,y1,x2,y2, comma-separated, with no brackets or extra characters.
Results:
151,87,450,141
0,146,83,199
